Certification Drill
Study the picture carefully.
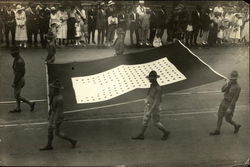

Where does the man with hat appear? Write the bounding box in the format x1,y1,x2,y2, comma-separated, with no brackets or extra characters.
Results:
209,70,241,135
45,31,56,63
40,80,77,151
132,71,170,140
10,47,35,113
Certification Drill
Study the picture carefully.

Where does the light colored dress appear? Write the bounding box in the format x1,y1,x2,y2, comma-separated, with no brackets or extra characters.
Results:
57,11,68,39
230,16,243,39
15,11,27,41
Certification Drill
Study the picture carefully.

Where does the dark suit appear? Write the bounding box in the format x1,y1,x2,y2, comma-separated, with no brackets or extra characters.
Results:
26,9,40,46
39,8,50,48
3,10,16,46
88,9,97,43
129,12,139,45
96,9,106,45
191,10,201,45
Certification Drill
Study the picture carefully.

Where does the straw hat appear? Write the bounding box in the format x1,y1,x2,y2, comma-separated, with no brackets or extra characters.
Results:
146,71,160,79
139,0,144,4
108,0,115,6
16,4,24,11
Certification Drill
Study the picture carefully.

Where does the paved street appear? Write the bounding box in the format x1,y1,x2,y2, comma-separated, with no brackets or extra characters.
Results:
0,44,249,166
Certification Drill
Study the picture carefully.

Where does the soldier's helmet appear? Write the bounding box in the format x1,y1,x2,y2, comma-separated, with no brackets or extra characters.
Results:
229,70,239,80
49,79,64,89
10,46,20,55
146,71,160,79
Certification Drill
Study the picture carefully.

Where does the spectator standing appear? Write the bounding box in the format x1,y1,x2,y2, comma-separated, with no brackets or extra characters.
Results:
208,11,218,46
88,5,97,44
200,8,211,45
213,4,224,17
128,6,139,46
149,8,157,45
223,10,234,43
185,20,193,46
191,5,202,45
57,6,68,46
136,0,146,46
4,6,16,47
39,5,50,48
141,8,150,46
96,2,106,47
118,9,127,40
15,5,27,48
229,13,243,44
158,6,168,40
107,12,118,46
67,6,77,46
74,15,82,46
26,4,40,47
45,31,56,63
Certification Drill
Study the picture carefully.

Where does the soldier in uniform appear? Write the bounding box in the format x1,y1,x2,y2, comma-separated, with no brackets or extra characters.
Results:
40,80,77,151
9,47,35,113
132,71,170,140
209,71,241,135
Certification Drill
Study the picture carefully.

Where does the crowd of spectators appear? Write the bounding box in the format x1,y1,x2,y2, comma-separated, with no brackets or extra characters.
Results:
0,1,248,49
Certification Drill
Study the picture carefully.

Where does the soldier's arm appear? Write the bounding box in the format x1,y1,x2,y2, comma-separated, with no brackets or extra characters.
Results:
148,89,161,113
230,87,241,106
13,60,25,85
221,81,231,92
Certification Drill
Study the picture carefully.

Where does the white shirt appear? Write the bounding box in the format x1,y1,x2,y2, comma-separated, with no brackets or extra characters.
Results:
136,5,146,17
108,16,118,25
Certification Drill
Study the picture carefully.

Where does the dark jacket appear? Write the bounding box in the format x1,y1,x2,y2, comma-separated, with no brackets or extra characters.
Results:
3,10,16,28
12,56,25,85
191,9,201,29
88,9,96,27
96,9,106,29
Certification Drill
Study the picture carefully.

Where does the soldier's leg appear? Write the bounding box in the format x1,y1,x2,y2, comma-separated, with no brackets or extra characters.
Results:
225,106,241,133
40,127,54,151
55,122,77,148
210,102,227,135
153,112,170,140
14,87,21,111
132,106,150,140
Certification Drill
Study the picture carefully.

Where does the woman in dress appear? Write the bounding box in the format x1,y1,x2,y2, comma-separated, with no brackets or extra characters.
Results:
241,13,249,43
57,6,68,46
67,6,77,46
15,4,27,48
229,13,243,44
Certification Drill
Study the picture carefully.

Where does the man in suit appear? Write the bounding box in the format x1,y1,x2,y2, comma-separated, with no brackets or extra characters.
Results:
88,5,97,44
9,47,35,113
96,2,107,47
129,6,139,46
3,6,16,48
191,5,202,45
209,71,242,135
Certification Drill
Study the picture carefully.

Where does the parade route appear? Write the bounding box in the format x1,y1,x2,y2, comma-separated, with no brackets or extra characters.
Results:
0,44,249,166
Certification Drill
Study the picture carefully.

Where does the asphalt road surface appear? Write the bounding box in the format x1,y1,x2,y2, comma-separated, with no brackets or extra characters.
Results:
0,43,249,167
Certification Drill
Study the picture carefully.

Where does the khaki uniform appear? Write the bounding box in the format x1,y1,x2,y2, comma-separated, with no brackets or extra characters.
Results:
143,83,162,126
216,81,241,131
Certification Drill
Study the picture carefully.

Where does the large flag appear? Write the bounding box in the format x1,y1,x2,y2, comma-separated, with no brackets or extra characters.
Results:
47,41,225,112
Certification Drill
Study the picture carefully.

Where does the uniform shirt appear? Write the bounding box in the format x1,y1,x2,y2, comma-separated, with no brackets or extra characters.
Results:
222,82,241,105
50,94,64,125
12,56,25,85
146,82,162,108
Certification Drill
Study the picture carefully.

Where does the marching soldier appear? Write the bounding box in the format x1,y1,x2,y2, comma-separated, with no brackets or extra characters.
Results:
132,71,170,140
10,47,35,113
40,80,77,151
209,70,241,135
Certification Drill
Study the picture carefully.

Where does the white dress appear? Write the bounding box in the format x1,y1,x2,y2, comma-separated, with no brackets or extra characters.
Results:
230,17,243,39
15,11,27,41
57,11,68,39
